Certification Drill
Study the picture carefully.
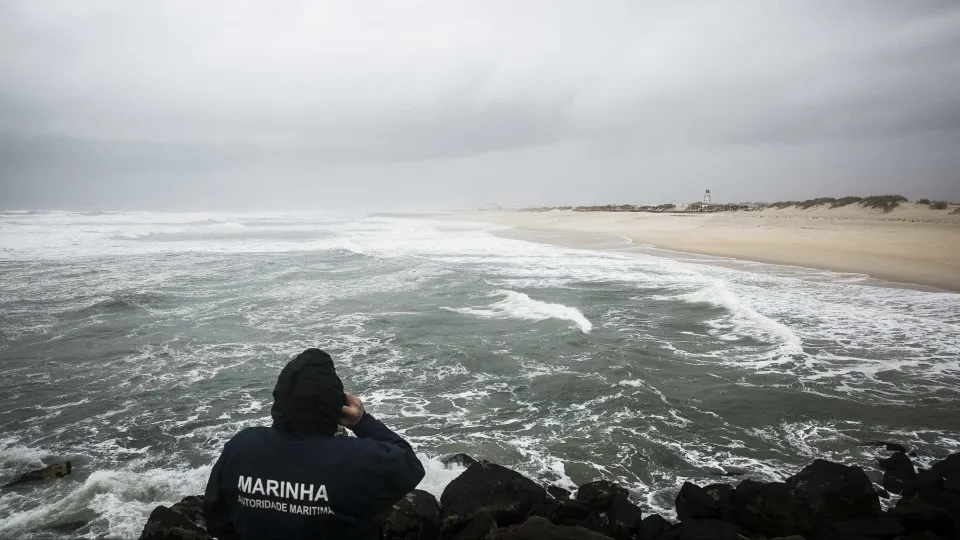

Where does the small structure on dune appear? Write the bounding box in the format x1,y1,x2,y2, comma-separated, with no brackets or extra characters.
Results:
703,189,712,205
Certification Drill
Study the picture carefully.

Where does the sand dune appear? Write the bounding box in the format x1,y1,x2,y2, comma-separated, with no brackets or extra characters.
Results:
453,204,960,292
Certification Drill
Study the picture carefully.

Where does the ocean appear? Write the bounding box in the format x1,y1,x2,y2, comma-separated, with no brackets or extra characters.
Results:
1,211,958,538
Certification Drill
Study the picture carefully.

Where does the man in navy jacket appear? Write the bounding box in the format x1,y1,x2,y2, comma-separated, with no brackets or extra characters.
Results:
203,348,425,539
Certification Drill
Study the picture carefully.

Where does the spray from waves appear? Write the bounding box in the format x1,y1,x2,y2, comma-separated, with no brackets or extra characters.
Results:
0,461,209,539
416,456,469,499
444,290,593,333
676,280,802,354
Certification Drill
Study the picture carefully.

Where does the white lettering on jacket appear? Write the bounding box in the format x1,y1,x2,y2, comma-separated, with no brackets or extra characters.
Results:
237,476,329,502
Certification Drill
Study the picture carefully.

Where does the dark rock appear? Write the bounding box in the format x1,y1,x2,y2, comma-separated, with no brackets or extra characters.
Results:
878,451,914,473
945,475,960,496
548,485,572,500
785,459,881,524
442,513,497,540
661,519,740,540
878,451,916,494
674,482,730,521
442,453,479,469
552,499,591,526
876,487,890,499
893,500,955,538
603,495,643,539
138,504,211,540
575,480,628,511
909,450,918,458
169,496,205,531
384,489,440,540
439,461,556,539
3,460,72,487
906,487,960,536
861,441,908,454
932,452,960,495
491,516,612,539
826,515,903,537
903,468,944,499
931,453,960,476
637,514,669,540
674,483,715,521
578,512,607,534
900,531,941,540
728,479,812,537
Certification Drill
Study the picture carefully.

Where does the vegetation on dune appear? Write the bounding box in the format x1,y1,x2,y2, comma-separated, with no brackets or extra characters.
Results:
769,201,800,209
951,207,960,215
831,196,862,207
760,195,906,212
929,200,948,210
521,195,926,214
859,195,907,212
797,197,837,209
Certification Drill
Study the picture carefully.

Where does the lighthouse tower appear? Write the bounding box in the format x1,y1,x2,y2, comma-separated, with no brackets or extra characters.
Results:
704,189,712,205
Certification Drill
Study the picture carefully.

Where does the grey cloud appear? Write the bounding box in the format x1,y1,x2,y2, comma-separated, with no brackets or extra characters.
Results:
1,0,959,210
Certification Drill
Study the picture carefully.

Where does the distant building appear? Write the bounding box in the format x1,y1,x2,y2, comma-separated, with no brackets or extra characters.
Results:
704,189,712,205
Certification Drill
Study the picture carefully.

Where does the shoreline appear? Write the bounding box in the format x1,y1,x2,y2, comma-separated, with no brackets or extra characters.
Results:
439,207,960,292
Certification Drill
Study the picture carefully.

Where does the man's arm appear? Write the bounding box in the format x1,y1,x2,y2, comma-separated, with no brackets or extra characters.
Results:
341,394,426,514
203,449,239,540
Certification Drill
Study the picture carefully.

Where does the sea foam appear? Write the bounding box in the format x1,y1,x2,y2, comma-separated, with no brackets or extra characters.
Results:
446,290,593,333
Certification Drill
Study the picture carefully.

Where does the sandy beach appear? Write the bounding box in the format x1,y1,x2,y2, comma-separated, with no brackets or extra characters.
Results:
451,204,960,292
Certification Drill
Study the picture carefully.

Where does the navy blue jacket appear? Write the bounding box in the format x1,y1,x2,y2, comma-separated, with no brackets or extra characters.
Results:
203,413,425,540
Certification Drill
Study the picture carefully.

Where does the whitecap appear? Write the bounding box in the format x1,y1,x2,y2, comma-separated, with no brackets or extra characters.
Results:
444,290,593,333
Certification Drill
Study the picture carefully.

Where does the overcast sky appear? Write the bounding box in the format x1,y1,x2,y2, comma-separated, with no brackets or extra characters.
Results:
1,1,959,210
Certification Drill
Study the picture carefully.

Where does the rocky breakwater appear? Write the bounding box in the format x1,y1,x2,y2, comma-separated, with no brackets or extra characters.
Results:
140,450,960,540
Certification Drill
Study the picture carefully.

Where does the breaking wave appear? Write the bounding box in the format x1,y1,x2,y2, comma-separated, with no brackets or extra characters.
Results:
445,290,593,333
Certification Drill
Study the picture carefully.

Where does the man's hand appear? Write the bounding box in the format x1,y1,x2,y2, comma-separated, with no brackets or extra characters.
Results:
339,392,365,428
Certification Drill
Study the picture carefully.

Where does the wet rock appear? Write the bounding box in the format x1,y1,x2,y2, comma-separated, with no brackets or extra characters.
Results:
892,499,955,538
603,495,643,539
861,441,909,454
905,487,960,536
878,451,916,494
439,461,555,539
551,499,591,526
637,514,669,540
578,511,607,534
728,479,812,537
491,516,612,539
661,518,740,540
575,480,629,511
932,452,960,495
169,496,205,531
674,482,729,521
826,515,903,537
3,460,72,487
903,468,944,499
442,513,497,540
383,489,440,540
785,458,881,524
548,485,571,500
441,453,478,469
139,500,211,540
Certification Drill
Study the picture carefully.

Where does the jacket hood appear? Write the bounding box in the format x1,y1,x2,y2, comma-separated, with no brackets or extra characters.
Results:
271,348,346,436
